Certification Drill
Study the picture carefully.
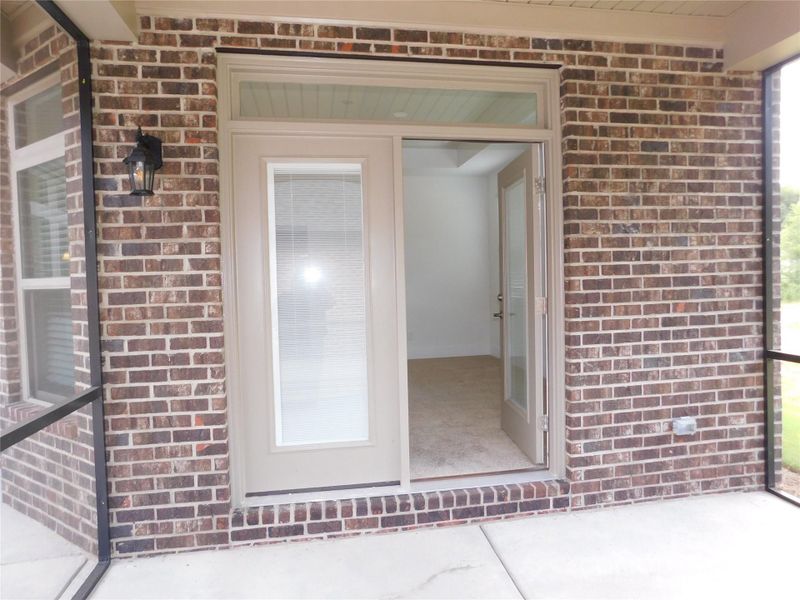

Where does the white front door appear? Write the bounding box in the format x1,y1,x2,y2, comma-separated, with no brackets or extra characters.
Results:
231,134,400,495
497,146,546,465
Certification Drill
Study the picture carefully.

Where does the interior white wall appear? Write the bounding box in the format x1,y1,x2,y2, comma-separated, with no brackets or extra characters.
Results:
404,174,496,359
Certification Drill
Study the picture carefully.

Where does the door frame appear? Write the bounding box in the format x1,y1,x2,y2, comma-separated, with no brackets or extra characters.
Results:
218,53,566,506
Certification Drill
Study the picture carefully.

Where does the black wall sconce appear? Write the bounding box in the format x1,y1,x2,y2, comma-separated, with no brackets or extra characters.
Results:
122,126,163,196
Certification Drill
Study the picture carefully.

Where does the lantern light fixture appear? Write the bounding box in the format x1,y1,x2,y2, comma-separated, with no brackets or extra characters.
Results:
122,126,163,196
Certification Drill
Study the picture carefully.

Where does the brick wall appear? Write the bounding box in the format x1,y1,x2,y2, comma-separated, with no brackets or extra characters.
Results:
91,17,764,556
1,22,99,555
560,49,763,505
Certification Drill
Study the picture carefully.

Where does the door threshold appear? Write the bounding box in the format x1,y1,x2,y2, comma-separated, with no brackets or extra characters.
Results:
409,466,550,494
240,467,554,507
241,483,407,507
411,466,542,484
246,480,400,498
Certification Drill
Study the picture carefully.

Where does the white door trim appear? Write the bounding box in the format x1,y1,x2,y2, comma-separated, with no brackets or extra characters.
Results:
218,53,566,507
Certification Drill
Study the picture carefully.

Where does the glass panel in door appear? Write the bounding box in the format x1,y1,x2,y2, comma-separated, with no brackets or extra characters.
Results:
270,165,369,446
504,178,528,412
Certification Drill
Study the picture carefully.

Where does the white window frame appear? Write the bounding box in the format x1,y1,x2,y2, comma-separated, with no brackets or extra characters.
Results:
218,54,566,505
7,72,69,405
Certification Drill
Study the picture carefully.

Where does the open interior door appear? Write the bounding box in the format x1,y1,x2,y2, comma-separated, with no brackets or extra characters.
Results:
497,146,547,465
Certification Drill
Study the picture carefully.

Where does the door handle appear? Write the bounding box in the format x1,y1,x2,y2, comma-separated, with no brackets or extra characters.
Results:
493,311,503,319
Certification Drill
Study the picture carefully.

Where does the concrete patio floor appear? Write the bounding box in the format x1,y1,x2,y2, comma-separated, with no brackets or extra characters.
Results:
91,492,798,600
0,504,91,600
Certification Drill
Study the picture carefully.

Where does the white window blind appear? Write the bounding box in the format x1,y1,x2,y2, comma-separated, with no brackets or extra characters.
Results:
269,164,369,446
25,289,74,399
17,158,69,279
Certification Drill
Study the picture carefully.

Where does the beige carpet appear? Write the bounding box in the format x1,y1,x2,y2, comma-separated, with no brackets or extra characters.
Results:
409,355,535,480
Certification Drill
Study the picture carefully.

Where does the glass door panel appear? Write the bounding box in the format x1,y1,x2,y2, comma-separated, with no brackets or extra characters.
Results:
269,165,369,446
503,178,528,412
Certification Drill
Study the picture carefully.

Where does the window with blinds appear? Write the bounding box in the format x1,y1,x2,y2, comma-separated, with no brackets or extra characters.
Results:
17,158,69,279
268,164,370,446
25,289,74,399
9,81,75,403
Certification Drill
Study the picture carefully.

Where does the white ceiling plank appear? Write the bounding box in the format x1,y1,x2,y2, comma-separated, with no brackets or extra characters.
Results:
284,83,303,119
251,84,265,118
650,1,678,15
421,89,446,122
386,88,409,119
330,85,350,119
448,91,476,124
611,1,643,11
702,1,747,18
301,84,316,120
670,2,695,17
400,90,419,122
631,1,659,14
317,84,333,120
270,84,288,118
428,89,450,122
372,88,394,121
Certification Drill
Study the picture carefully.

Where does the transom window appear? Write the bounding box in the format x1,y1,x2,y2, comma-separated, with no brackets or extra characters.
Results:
239,80,539,126
225,56,551,130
